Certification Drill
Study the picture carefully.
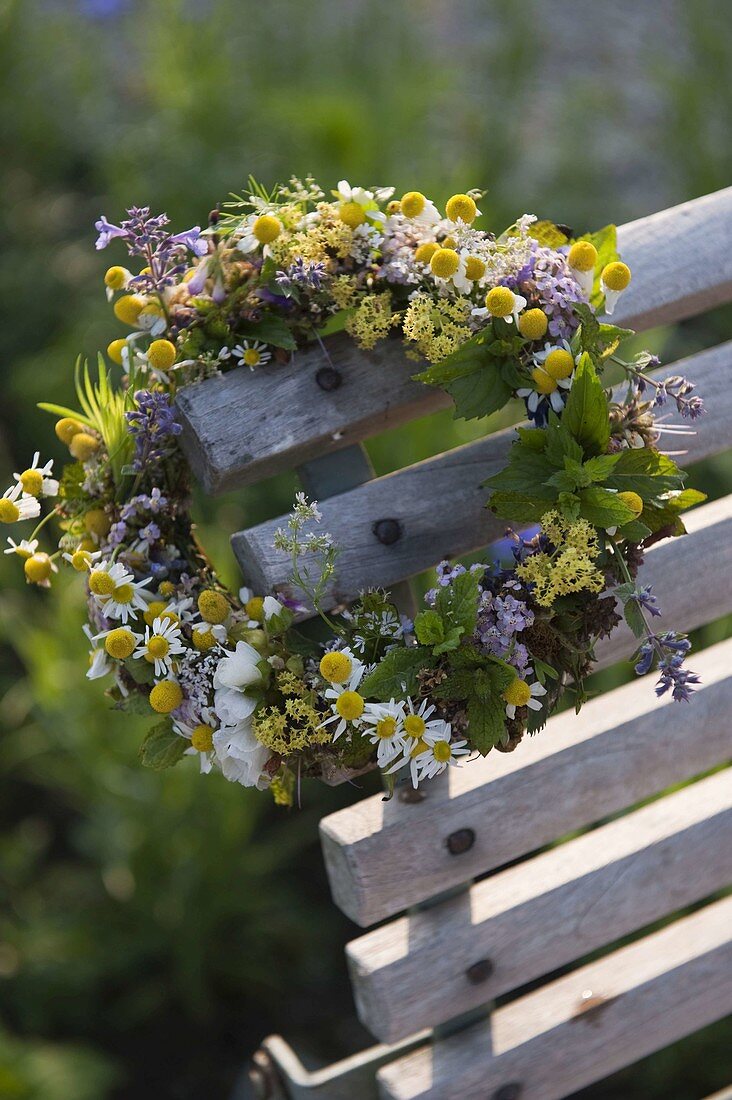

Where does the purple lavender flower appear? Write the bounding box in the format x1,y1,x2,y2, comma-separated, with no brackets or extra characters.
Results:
95,206,208,293
276,257,327,293
522,243,587,341
108,520,128,547
634,585,662,618
139,522,161,544
94,215,127,250
634,631,699,702
125,390,182,471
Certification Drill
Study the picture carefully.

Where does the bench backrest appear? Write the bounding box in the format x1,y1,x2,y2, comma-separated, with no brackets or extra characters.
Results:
177,189,732,1100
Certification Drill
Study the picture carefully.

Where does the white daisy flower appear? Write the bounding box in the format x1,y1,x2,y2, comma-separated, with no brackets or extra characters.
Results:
503,677,547,720
14,452,59,499
0,481,41,524
83,624,113,681
473,288,528,327
362,699,407,768
516,341,577,415
134,616,186,678
99,573,153,624
413,728,471,783
4,537,38,558
319,649,368,740
400,191,442,227
173,707,218,775
235,212,282,258
600,262,632,316
388,703,459,787
333,180,393,223
231,341,271,370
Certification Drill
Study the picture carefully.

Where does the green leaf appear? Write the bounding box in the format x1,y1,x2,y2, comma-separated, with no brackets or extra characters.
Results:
413,610,445,647
239,314,297,350
605,448,686,499
485,448,557,493
578,486,636,528
432,625,465,657
360,646,429,701
641,488,707,535
489,490,556,523
435,570,481,637
583,453,622,482
467,694,506,755
123,657,155,685
560,354,610,456
544,417,584,467
139,721,188,770
616,519,652,542
623,599,647,639
445,369,513,421
516,427,547,451
413,334,492,384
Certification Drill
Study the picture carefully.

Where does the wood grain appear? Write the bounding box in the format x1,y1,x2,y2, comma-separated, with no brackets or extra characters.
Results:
347,771,732,1043
319,632,732,928
176,188,732,494
232,343,730,605
377,896,732,1100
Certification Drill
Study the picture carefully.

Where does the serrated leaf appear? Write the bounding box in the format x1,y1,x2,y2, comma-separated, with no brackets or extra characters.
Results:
123,657,155,685
578,486,637,528
605,448,686,498
413,610,445,647
623,599,647,639
435,570,480,637
360,646,429,701
240,314,297,350
484,448,557,493
467,694,506,755
560,354,610,456
489,490,556,523
139,721,188,770
516,427,547,451
583,453,622,482
445,369,513,421
544,417,584,467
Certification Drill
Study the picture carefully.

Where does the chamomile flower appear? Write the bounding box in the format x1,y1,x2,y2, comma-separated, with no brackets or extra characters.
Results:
600,261,632,315
399,190,442,227
88,562,152,624
4,537,38,558
236,213,283,258
503,677,547,719
0,482,41,524
134,616,186,678
83,624,113,681
318,648,368,740
231,341,272,370
362,699,407,767
567,241,598,298
333,180,392,225
413,727,471,782
173,708,218,774
388,702,459,786
14,453,59,498
62,547,102,571
473,286,528,326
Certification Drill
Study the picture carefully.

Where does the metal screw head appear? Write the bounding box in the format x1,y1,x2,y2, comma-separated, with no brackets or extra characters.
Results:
465,958,494,984
492,1084,523,1100
373,518,402,545
315,366,342,391
446,827,475,855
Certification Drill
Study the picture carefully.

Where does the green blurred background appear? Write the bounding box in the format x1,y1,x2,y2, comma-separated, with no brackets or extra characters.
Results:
0,1,730,1096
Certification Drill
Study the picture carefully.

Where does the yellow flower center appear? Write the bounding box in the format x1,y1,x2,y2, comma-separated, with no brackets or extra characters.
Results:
376,715,398,739
544,349,575,380
113,294,146,326
149,680,183,714
430,248,460,279
409,737,429,758
24,553,52,584
89,570,116,596
104,628,136,659
387,200,401,214
0,499,20,523
253,215,282,244
531,366,558,394
518,308,548,340
243,349,261,367
71,549,93,571
158,581,175,597
146,635,170,659
192,627,217,652
414,241,439,265
567,241,598,272
197,590,229,624
84,508,110,537
433,740,452,763
70,433,100,462
143,601,167,627
339,202,366,228
485,286,516,317
336,691,365,721
245,596,264,622
464,256,486,282
441,236,457,249
55,417,83,444
503,678,532,707
445,193,477,224
13,544,33,559
616,491,644,517
191,724,214,752
104,265,128,289
113,583,135,605
319,651,352,684
404,714,426,738
147,339,177,371
400,191,426,218
19,469,43,496
107,339,127,366
602,261,631,291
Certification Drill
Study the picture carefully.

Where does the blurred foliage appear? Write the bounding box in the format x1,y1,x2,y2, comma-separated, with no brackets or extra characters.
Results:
0,0,730,1096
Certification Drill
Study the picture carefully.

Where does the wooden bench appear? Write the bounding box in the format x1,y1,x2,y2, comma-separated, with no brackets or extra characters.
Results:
177,189,732,1100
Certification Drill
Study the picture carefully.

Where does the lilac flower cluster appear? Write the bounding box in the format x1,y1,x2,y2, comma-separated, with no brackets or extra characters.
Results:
652,374,705,420
476,586,534,675
125,390,182,471
276,258,327,293
95,207,207,293
634,631,700,702
521,244,587,341
120,487,169,521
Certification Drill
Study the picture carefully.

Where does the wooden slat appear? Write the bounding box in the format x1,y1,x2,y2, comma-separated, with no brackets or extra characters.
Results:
232,343,730,603
320,633,732,928
347,771,732,1043
376,896,732,1100
176,188,732,494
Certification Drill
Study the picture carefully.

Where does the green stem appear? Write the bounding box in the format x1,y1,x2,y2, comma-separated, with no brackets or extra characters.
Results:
29,508,57,542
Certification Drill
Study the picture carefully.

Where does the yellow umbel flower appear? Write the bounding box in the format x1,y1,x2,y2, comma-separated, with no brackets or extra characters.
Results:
104,628,137,659
330,275,357,309
516,511,604,607
149,680,183,714
55,417,83,445
253,215,282,244
445,193,478,224
518,309,548,340
197,590,229,624
320,651,352,684
69,432,100,462
147,339,177,371
401,191,426,218
430,248,460,279
345,293,395,350
113,294,146,326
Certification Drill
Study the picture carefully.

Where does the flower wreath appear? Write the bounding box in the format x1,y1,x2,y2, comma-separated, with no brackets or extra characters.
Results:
3,179,706,805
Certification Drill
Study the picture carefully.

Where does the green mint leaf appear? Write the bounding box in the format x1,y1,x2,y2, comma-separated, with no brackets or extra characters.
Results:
560,353,610,456
360,646,429,701
467,694,506,755
139,721,188,770
578,485,636,528
414,610,445,647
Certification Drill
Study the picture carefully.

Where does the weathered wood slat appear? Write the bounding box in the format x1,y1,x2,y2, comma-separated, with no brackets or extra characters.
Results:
347,770,732,1043
320,633,732,928
232,342,730,605
176,188,732,494
376,896,732,1100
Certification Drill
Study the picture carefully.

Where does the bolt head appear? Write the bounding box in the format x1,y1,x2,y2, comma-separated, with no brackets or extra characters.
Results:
373,518,402,545
315,366,342,392
492,1085,523,1100
446,827,475,855
465,958,494,984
